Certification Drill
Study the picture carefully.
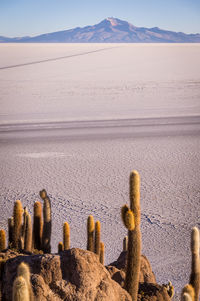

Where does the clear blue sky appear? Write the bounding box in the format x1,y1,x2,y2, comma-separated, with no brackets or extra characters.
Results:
0,0,200,37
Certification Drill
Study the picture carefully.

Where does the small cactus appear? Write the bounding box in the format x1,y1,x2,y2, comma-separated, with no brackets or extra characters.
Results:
58,242,64,252
95,221,101,256
189,227,200,301
39,189,47,200
123,236,128,252
182,284,195,301
121,170,141,301
8,217,14,248
24,213,32,252
13,200,23,249
12,276,30,301
100,242,105,265
42,196,51,253
87,215,95,252
17,262,33,300
33,201,43,250
0,229,6,251
63,222,70,250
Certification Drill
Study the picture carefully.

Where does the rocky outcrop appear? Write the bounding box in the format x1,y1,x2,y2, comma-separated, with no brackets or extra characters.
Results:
0,248,131,301
107,251,156,284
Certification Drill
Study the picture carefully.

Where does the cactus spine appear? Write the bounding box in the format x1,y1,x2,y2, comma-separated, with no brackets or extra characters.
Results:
33,201,43,250
0,230,6,251
58,242,64,252
13,200,23,249
123,236,128,252
63,222,70,250
121,170,141,301
95,221,101,256
189,227,200,301
100,242,105,265
17,262,33,301
24,213,32,252
42,196,51,253
87,215,95,252
8,217,14,248
12,276,30,301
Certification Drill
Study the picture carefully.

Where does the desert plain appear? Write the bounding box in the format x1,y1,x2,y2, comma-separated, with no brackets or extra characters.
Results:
0,43,200,294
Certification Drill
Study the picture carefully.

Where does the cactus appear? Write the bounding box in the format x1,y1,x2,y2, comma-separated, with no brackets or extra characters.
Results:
95,221,101,256
24,213,32,252
33,201,43,250
21,207,28,250
63,222,70,250
100,242,105,265
13,200,23,249
182,293,193,301
39,189,47,200
182,284,195,301
12,276,30,301
87,215,95,252
123,236,128,252
17,262,33,300
189,227,200,301
121,170,141,301
42,196,51,253
8,217,14,248
58,242,64,252
0,230,6,251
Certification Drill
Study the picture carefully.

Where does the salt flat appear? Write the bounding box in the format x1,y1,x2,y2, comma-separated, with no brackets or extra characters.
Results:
0,44,200,295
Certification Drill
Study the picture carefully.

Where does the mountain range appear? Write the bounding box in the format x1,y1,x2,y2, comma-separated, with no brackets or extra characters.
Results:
1,17,200,43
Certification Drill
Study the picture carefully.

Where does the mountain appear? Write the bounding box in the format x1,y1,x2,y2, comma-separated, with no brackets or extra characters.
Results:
1,17,200,43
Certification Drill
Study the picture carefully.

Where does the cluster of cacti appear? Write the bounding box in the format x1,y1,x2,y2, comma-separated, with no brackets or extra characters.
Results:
181,227,200,301
86,215,104,264
121,170,141,301
13,262,33,301
1,171,200,301
3,189,51,254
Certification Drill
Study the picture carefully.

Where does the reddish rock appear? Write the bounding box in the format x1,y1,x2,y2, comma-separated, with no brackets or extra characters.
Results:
108,251,156,284
0,248,131,301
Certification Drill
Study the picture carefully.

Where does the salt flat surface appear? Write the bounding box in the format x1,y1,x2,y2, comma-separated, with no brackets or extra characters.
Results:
0,44,200,296
0,43,200,123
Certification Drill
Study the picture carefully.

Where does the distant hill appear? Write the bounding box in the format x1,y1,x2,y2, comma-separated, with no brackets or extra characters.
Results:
1,17,200,43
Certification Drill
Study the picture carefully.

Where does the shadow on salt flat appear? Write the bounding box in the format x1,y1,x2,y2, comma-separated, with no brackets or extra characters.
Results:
17,152,66,159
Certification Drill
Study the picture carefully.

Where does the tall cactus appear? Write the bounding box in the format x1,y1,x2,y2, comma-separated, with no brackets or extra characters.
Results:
33,201,43,250
24,213,32,252
8,217,14,248
21,207,28,250
63,222,70,250
100,242,105,265
95,221,101,256
121,170,141,301
13,200,23,250
17,262,33,301
189,227,200,301
87,215,95,252
12,276,30,301
41,196,51,253
182,293,193,301
0,230,6,251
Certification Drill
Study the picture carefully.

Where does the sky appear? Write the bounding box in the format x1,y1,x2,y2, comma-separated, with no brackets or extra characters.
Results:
0,0,200,37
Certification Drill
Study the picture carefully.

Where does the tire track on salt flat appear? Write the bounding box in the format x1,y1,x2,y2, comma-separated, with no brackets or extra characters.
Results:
0,46,119,70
